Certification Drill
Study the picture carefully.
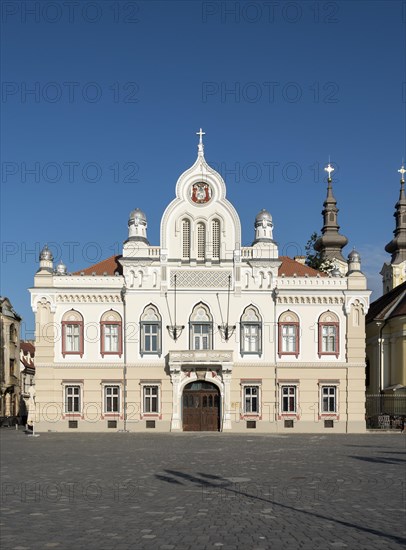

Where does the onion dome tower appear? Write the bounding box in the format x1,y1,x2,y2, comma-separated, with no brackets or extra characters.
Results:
127,208,149,244
253,209,274,244
38,244,54,272
314,163,348,267
381,165,406,293
56,261,67,275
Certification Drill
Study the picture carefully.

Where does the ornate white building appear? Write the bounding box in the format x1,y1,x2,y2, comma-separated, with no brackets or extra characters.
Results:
30,132,370,432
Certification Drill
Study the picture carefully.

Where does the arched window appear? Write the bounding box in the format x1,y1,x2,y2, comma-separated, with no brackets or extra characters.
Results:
278,311,299,358
240,305,262,356
140,305,162,356
62,310,84,357
182,218,190,259
197,222,206,260
189,303,213,350
212,219,220,260
100,310,122,357
9,324,17,343
318,311,339,358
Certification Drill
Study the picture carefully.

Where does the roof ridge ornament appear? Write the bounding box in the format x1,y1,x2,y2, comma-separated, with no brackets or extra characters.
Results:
196,127,205,157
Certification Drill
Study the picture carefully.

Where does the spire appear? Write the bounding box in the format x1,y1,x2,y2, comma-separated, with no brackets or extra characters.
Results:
196,128,205,157
314,162,348,262
384,164,406,264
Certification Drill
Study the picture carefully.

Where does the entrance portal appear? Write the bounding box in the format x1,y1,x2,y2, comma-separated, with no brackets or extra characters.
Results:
183,381,220,431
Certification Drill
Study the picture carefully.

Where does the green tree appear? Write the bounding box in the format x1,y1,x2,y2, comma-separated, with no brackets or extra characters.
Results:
305,232,333,273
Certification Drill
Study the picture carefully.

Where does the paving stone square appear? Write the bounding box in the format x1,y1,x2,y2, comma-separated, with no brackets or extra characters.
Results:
0,430,405,549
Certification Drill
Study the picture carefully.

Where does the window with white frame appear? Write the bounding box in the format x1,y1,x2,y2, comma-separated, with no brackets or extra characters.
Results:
104,385,120,413
318,312,339,357
140,305,162,356
143,385,159,414
244,385,260,414
240,305,262,355
65,385,81,413
190,303,212,350
197,222,206,260
100,310,122,357
278,311,299,357
320,385,337,414
281,385,297,413
212,219,220,259
182,218,190,259
62,310,84,357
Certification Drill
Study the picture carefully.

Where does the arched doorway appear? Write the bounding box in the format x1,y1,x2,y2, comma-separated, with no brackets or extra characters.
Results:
183,381,220,431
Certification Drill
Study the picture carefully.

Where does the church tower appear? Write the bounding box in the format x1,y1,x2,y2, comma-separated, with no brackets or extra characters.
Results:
381,165,406,294
314,163,348,273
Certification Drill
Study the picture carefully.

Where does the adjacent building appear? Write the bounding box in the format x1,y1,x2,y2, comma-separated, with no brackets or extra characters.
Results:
0,297,21,422
19,341,35,424
29,134,370,432
366,167,406,425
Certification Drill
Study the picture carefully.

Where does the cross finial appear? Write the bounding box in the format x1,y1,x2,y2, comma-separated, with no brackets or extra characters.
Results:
196,128,205,144
398,164,406,182
324,162,334,181
196,128,205,156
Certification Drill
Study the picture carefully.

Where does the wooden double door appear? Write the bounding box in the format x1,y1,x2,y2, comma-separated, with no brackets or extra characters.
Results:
183,381,220,431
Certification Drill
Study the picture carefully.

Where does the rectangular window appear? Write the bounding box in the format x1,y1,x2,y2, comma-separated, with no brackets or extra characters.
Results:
144,385,159,413
193,324,210,350
322,325,337,353
282,325,296,353
197,223,205,260
65,385,81,413
105,385,120,413
143,323,159,353
66,324,80,352
242,325,260,354
182,220,190,259
281,385,296,413
104,324,119,352
321,386,337,413
244,386,259,414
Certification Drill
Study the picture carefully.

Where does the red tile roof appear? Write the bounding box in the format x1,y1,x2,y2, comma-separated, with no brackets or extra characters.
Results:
278,256,326,277
20,341,35,355
73,254,325,278
73,255,123,276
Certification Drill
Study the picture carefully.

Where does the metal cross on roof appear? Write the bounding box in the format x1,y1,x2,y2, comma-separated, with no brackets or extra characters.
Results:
196,128,205,145
324,163,335,179
398,165,406,181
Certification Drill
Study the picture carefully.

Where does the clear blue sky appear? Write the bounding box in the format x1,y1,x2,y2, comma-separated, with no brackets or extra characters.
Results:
1,0,405,337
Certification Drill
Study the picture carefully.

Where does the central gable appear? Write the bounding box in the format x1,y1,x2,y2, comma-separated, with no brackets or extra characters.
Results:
160,148,241,262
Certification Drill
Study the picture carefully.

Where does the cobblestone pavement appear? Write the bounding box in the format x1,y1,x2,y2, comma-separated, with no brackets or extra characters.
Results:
0,430,405,550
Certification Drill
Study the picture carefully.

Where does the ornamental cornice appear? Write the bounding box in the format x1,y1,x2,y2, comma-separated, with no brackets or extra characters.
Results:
56,294,122,303
275,362,365,368
169,350,233,364
37,363,125,369
276,295,344,305
55,277,124,287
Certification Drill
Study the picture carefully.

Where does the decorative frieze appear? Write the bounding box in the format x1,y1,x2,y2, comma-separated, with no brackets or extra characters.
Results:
169,350,233,364
57,294,122,303
170,270,232,288
276,296,344,305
